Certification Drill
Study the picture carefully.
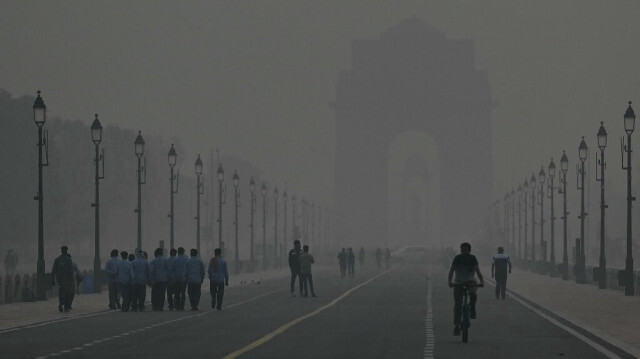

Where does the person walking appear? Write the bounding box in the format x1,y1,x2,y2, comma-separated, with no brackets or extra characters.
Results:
186,248,205,311
208,248,229,310
105,249,121,309
51,246,74,312
337,248,347,278
491,246,512,300
149,247,169,311
298,245,317,297
347,248,356,277
173,247,188,311
116,251,133,312
131,248,149,311
288,239,303,297
166,248,177,311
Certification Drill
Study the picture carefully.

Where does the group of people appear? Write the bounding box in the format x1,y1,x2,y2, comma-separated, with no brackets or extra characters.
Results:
337,247,391,277
288,240,317,297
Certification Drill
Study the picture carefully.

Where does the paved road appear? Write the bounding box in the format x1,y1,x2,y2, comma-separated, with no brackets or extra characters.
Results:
0,258,628,359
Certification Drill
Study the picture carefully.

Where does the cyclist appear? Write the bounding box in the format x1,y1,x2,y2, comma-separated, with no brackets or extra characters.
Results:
448,242,485,336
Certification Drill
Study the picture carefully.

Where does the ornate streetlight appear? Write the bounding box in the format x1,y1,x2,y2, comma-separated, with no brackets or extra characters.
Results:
33,91,49,300
292,194,297,240
217,163,225,250
283,190,288,254
560,151,569,280
233,171,240,273
576,136,588,284
249,177,256,268
596,122,608,289
168,144,179,249
547,158,556,276
517,185,523,261
195,155,204,253
91,114,104,293
510,189,516,255
529,173,537,269
134,131,146,250
622,102,635,295
273,186,279,268
261,182,267,270
523,179,529,265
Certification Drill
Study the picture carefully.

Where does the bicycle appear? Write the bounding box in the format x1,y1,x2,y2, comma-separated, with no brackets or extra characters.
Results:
450,281,483,343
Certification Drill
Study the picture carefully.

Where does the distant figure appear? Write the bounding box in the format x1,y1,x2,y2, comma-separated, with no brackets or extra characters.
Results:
448,242,485,336
131,248,149,311
337,248,347,278
4,249,18,278
208,248,229,310
117,251,133,312
173,247,189,311
149,247,169,311
51,246,74,312
358,247,365,268
375,248,382,269
186,248,205,311
347,248,355,277
288,239,303,297
105,249,121,309
491,246,512,300
298,245,317,297
385,248,391,269
166,248,177,311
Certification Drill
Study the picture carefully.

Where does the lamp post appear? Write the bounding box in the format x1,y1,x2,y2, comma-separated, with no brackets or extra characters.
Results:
596,122,608,289
168,144,178,249
233,171,239,273
292,195,297,240
560,151,569,280
91,114,104,293
503,193,509,249
195,155,203,254
283,190,288,253
576,136,588,284
622,102,635,295
517,185,523,261
510,189,516,255
261,182,267,270
547,158,556,276
529,173,537,269
249,177,256,267
33,91,48,300
538,166,546,272
273,186,279,268
523,179,529,265
217,163,225,251
134,131,146,250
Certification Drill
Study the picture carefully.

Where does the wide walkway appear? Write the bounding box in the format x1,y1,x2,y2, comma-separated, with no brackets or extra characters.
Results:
482,265,640,358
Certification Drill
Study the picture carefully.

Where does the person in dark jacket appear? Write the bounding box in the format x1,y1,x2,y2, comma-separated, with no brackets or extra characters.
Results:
208,248,229,310
347,248,356,277
149,247,169,311
117,251,133,312
491,246,512,300
288,240,303,297
105,249,121,309
337,248,347,278
166,248,177,311
131,248,149,311
173,247,188,311
186,249,205,311
51,246,74,312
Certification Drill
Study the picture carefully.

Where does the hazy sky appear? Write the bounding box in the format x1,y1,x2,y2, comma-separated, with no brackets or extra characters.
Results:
2,0,640,207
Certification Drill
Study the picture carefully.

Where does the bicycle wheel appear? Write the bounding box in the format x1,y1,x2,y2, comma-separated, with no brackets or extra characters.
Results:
461,306,469,343
461,324,468,343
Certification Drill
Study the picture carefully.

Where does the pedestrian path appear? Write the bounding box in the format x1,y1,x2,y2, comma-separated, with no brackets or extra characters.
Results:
482,265,640,358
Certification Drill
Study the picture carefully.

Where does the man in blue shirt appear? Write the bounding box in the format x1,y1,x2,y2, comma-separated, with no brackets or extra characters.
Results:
131,248,149,311
116,251,133,312
208,248,229,310
186,248,205,311
173,247,189,311
105,249,121,310
149,247,169,311
166,248,177,311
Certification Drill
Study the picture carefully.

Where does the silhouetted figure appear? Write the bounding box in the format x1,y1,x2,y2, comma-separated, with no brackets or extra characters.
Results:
448,242,485,336
337,248,347,278
105,249,121,309
375,248,382,269
347,248,355,277
186,248,205,311
358,247,365,268
298,245,316,297
131,248,149,311
385,248,391,269
491,246,512,300
4,249,18,278
117,251,133,312
173,247,188,311
288,239,303,297
208,248,229,310
149,247,169,311
166,248,177,310
51,246,74,312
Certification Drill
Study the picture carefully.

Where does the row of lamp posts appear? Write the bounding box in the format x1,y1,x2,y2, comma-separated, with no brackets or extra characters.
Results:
498,102,636,296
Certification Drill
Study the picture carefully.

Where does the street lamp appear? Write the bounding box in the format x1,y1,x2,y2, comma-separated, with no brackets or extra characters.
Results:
529,173,537,269
283,190,288,256
510,189,516,256
292,195,297,240
576,136,588,284
517,185,523,261
91,114,104,293
249,177,256,268
168,144,179,249
596,122,608,289
261,182,267,270
233,171,240,273
560,151,569,280
523,179,529,265
195,155,204,254
134,131,146,250
33,91,49,300
273,186,279,268
538,166,546,272
622,102,635,295
217,163,225,251
547,158,556,276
